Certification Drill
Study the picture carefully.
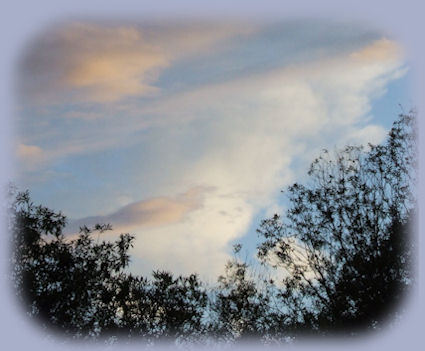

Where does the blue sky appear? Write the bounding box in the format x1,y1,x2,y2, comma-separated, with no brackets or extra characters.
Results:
14,20,411,279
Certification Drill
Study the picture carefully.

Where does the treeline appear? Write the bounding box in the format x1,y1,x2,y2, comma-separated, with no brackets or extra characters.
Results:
9,112,416,344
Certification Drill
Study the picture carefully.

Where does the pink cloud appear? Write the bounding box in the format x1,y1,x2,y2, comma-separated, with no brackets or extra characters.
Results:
65,186,211,234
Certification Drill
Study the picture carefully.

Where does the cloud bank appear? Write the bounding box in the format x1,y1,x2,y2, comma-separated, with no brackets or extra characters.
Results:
15,22,408,280
126,39,405,278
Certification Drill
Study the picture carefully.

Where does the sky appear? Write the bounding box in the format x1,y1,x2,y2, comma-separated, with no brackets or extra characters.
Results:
14,19,411,280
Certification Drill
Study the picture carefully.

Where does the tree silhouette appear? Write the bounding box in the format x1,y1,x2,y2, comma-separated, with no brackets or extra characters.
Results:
212,258,272,340
9,189,207,341
9,111,416,343
256,111,416,336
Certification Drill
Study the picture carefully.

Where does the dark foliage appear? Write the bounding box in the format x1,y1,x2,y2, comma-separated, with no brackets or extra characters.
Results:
256,112,416,336
9,190,207,341
212,259,270,340
9,111,416,343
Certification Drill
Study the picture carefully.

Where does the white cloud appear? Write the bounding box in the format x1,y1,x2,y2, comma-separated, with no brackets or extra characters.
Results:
111,39,406,279
128,192,255,279
20,36,407,279
345,124,388,146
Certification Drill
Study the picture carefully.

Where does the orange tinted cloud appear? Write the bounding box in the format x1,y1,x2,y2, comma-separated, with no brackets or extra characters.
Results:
349,38,402,63
17,143,43,159
66,186,210,233
20,22,256,104
61,24,168,103
16,144,45,170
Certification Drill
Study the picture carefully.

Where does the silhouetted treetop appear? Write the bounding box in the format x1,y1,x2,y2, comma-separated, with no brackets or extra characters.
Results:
9,188,207,341
256,111,416,335
9,110,416,343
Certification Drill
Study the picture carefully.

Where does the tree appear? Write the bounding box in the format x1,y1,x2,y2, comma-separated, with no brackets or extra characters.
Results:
256,112,416,336
212,258,270,340
9,189,135,337
8,188,207,342
9,111,416,343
